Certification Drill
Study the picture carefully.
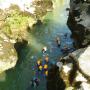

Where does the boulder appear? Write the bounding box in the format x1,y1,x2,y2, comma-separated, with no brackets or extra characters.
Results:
67,46,90,78
78,46,90,76
80,82,90,90
67,0,90,48
0,32,18,73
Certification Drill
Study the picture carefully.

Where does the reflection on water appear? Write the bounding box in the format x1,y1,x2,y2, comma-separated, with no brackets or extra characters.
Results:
0,0,74,90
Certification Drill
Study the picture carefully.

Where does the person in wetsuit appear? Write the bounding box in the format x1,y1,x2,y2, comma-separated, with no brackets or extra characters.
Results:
31,77,40,88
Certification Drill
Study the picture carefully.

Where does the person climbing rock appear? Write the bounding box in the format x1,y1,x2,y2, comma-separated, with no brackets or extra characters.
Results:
56,37,61,47
42,46,47,53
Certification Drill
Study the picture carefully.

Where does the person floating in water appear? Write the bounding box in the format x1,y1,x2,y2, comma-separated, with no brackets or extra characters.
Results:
56,37,61,47
64,33,68,39
45,55,49,63
42,46,47,53
37,60,41,67
38,65,43,71
44,70,48,77
43,64,48,71
31,77,40,88
61,45,69,54
36,60,43,72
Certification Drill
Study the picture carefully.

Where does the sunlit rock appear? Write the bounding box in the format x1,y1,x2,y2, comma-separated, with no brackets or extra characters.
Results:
0,0,53,21
78,46,90,76
65,86,74,90
75,71,87,82
0,72,6,82
0,32,18,73
63,63,72,74
80,82,90,90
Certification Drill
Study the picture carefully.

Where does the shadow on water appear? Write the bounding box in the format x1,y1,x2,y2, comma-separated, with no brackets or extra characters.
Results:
47,65,66,90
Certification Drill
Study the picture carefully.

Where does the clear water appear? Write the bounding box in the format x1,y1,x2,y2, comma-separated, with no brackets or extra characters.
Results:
0,0,74,90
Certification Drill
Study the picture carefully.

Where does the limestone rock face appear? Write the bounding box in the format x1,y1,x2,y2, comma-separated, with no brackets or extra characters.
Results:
59,46,90,89
67,46,90,77
77,46,90,76
0,32,18,73
67,0,90,47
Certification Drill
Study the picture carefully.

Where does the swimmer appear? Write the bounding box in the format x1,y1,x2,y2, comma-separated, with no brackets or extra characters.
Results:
61,45,69,53
37,60,41,65
45,70,48,76
64,33,68,39
45,56,49,63
31,77,40,87
42,46,47,53
56,37,61,47
43,64,48,70
38,65,43,71
37,60,41,66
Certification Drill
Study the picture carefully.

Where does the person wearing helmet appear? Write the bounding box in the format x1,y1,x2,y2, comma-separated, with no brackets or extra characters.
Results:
45,56,49,63
37,60,41,67
38,65,43,71
44,70,48,77
31,77,40,88
42,46,47,53
43,64,48,71
56,37,61,47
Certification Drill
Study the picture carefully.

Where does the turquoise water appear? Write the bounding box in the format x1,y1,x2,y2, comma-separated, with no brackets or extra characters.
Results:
0,0,74,90
0,21,74,90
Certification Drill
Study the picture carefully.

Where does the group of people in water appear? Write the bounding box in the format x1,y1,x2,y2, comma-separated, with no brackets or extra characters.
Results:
31,55,49,88
30,33,74,88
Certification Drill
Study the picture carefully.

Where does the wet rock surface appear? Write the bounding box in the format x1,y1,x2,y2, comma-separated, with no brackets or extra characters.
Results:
67,0,90,48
